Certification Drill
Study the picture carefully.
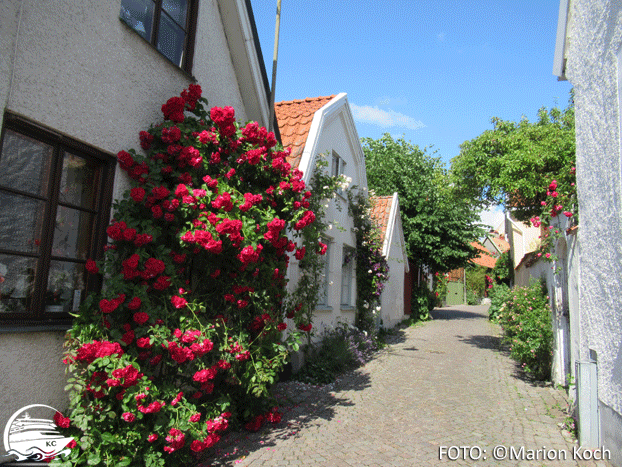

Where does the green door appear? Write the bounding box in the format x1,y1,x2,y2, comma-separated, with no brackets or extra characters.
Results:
445,281,464,306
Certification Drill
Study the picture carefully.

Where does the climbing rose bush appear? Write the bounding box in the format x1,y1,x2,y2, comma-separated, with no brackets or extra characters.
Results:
53,85,319,467
529,167,577,263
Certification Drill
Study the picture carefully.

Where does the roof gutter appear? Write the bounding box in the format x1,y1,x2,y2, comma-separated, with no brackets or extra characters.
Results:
553,0,570,80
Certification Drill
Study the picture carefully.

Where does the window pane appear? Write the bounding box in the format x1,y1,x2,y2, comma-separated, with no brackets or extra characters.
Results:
0,129,53,197
157,11,185,66
59,152,99,210
162,0,187,27
318,242,330,305
46,260,86,313
0,254,36,313
341,248,354,305
0,191,46,254
332,155,340,178
52,206,93,260
120,0,155,41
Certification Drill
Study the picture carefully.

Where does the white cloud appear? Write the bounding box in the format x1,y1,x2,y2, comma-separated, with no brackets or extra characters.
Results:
349,104,426,130
437,32,446,42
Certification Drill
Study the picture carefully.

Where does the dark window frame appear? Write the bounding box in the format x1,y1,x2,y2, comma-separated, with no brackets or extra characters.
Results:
120,0,199,75
0,113,116,328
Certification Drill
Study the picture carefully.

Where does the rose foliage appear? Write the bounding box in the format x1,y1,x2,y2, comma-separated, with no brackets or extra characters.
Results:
53,85,320,467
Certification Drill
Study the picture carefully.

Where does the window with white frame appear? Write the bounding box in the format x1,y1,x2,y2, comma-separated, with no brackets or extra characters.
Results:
341,245,355,307
331,150,346,196
317,238,331,306
0,114,115,326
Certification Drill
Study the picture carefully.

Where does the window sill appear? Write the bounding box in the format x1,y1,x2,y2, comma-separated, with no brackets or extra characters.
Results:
340,305,356,312
314,305,333,312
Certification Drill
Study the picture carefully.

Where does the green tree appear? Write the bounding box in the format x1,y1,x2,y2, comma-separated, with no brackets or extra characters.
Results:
362,134,482,273
492,250,513,286
450,96,575,222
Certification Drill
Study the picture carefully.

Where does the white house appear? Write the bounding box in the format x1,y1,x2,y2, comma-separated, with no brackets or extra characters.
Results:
505,211,541,272
0,0,274,456
275,94,368,337
554,0,622,462
370,194,409,328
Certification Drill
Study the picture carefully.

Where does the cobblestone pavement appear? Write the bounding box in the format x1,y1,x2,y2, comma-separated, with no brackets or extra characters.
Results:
198,305,612,467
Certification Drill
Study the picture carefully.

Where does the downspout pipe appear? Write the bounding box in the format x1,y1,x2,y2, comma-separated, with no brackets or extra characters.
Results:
268,0,282,133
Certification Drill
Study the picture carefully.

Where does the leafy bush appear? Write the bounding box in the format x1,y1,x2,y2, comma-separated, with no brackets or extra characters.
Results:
465,265,487,301
496,281,553,380
488,282,512,320
466,289,480,305
52,85,326,466
348,191,390,334
433,272,449,306
410,284,434,322
492,250,513,286
294,324,377,385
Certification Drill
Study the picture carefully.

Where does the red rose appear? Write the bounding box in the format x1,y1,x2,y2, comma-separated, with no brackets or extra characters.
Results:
136,337,152,349
171,295,188,309
117,150,135,170
122,228,137,242
139,131,154,150
122,412,135,423
53,411,71,428
127,297,141,310
133,312,149,325
295,247,306,261
130,187,146,202
162,96,185,123
161,126,181,143
134,233,153,247
148,434,158,443
152,275,171,290
85,259,99,274
277,322,287,331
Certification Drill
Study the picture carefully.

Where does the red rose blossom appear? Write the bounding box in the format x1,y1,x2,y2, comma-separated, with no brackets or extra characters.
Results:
53,411,71,428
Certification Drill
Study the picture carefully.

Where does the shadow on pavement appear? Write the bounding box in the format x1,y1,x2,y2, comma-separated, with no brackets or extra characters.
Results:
198,366,372,466
458,334,504,351
431,308,483,320
458,334,552,388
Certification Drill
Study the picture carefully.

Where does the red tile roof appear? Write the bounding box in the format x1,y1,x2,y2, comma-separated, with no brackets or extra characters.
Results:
274,96,336,168
490,236,510,253
470,241,497,269
370,195,393,242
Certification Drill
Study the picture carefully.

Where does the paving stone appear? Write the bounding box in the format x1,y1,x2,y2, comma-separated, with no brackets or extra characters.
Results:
197,305,613,467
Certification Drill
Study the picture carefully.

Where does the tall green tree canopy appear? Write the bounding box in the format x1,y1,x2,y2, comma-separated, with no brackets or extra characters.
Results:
362,134,482,273
450,98,575,221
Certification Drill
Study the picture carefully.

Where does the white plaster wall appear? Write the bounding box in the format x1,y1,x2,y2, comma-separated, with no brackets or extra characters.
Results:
379,224,406,328
564,0,622,461
287,106,366,342
312,112,362,334
0,0,258,450
507,215,541,269
0,0,21,131
5,0,248,156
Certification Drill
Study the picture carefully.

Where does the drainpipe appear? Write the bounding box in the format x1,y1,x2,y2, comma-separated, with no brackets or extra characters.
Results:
268,0,282,134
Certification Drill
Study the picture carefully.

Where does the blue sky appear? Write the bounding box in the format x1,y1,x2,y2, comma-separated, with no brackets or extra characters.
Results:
249,0,573,228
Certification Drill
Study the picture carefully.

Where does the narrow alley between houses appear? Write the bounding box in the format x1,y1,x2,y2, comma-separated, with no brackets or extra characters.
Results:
198,305,611,467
